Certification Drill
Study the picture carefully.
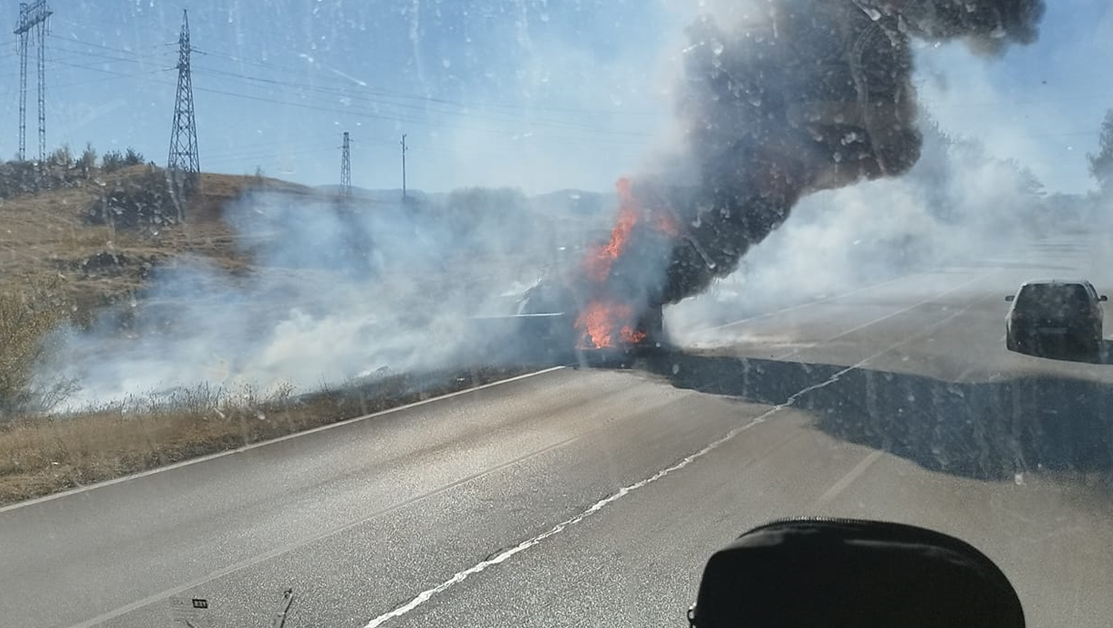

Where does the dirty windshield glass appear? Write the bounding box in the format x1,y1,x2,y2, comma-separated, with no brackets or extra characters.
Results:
1016,283,1092,316
1,1,1112,628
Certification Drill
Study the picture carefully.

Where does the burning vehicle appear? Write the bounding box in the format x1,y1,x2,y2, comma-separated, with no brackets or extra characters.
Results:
517,177,678,365
516,280,667,365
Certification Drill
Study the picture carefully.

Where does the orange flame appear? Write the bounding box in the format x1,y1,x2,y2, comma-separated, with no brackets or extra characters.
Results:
583,177,640,283
620,325,648,344
574,177,679,350
576,300,637,349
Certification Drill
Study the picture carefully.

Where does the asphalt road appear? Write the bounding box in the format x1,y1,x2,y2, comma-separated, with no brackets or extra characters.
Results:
3,233,1113,628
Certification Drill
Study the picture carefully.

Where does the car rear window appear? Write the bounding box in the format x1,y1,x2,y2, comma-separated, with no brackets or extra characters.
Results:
1015,284,1091,316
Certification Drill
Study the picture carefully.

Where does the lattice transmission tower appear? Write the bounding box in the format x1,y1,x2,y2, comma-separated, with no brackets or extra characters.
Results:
14,1,52,163
167,9,200,208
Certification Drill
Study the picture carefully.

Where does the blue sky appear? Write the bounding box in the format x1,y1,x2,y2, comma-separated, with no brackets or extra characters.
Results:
917,0,1113,195
2,0,1110,195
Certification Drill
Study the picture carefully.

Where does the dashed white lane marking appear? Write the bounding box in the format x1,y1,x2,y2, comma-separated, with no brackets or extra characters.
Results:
815,450,884,509
768,270,998,363
362,282,999,627
363,390,784,628
697,273,915,333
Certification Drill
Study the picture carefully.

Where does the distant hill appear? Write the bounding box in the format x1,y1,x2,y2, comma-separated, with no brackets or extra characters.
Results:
313,184,616,217
530,189,616,217
314,185,442,206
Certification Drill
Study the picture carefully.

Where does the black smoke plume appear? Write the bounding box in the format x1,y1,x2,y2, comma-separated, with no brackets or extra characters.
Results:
652,0,1045,305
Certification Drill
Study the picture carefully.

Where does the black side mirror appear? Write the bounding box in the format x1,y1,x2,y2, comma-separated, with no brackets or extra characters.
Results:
1100,295,1108,302
1005,295,1015,302
690,518,1024,628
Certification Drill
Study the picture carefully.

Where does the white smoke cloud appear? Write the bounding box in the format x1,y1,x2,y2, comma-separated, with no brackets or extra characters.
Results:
36,188,602,409
916,40,1085,195
666,114,1053,339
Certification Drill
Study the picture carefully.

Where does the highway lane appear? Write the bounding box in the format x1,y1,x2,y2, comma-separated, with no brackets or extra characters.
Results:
387,236,1113,628
2,234,1112,627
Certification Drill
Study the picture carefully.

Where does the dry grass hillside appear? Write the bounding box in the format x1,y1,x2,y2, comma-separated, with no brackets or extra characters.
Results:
0,166,448,504
0,167,317,319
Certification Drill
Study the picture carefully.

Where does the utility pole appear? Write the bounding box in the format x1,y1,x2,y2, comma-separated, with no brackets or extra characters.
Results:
340,131,351,197
14,1,51,163
167,9,200,217
400,133,408,202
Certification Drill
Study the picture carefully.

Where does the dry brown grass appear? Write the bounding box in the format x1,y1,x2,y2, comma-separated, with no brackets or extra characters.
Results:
188,172,314,224
0,169,327,317
0,366,531,506
0,167,392,506
0,276,74,415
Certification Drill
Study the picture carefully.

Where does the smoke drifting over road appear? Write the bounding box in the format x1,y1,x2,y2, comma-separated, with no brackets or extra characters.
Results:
650,0,1045,305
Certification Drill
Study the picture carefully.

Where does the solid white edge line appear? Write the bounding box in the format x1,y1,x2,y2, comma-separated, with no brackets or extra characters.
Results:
0,366,566,515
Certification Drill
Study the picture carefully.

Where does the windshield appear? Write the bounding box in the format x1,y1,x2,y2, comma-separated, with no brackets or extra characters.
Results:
1,1,1112,627
1016,283,1093,315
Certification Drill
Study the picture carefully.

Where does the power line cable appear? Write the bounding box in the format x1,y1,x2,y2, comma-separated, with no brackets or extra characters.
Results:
191,45,668,118
189,64,656,140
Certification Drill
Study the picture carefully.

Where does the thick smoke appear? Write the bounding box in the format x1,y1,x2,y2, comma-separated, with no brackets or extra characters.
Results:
651,0,1045,305
666,117,1054,336
36,189,605,409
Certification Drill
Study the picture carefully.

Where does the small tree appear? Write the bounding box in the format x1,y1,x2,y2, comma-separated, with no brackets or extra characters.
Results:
102,150,125,172
78,142,97,173
1003,158,1045,198
124,147,144,166
1088,109,1113,194
49,144,74,168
